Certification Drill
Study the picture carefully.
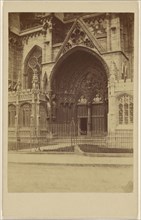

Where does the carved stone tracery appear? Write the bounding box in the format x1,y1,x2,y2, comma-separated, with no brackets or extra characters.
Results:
77,70,107,103
63,23,94,53
41,15,54,35
84,15,107,37
24,46,42,89
53,68,107,106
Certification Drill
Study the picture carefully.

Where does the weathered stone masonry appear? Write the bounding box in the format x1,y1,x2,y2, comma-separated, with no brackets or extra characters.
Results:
8,13,134,148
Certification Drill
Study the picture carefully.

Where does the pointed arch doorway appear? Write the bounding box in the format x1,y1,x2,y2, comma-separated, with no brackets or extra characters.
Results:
51,47,108,136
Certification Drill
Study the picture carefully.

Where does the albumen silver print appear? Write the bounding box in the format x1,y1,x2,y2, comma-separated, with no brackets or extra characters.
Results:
2,1,140,219
8,12,135,193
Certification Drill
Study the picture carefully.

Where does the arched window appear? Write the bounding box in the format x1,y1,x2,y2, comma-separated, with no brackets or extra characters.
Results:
8,105,16,127
20,103,31,127
118,95,133,124
24,45,42,89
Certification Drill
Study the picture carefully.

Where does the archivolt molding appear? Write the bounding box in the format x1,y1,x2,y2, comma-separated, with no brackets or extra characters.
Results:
51,50,108,105
50,46,109,86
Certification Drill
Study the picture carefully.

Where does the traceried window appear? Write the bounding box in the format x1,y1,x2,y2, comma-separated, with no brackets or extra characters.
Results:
20,103,31,127
24,45,42,89
118,95,133,124
8,105,16,127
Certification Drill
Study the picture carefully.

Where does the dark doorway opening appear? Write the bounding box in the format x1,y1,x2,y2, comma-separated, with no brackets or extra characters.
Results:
80,118,87,135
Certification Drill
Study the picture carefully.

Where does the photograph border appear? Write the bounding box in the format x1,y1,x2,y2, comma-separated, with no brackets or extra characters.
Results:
2,1,140,219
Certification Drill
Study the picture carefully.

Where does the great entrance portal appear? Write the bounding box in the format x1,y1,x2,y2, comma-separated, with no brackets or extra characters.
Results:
8,13,134,150
51,47,108,136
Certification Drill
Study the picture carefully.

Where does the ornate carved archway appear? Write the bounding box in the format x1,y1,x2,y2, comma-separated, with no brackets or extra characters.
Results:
51,47,108,135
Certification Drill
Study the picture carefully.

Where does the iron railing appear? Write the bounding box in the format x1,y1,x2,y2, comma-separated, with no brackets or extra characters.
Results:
8,125,133,154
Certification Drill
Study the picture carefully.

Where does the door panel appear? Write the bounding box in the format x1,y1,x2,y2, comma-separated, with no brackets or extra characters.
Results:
77,105,88,117
91,104,106,134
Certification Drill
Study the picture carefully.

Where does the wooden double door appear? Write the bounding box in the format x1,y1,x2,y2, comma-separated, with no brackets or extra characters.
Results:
77,103,108,135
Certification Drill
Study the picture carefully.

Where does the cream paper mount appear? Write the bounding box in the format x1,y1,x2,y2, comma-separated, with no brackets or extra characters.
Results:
2,0,140,219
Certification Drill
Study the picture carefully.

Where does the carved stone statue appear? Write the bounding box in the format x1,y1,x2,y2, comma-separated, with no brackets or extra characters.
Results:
45,93,56,119
93,94,102,103
78,95,87,104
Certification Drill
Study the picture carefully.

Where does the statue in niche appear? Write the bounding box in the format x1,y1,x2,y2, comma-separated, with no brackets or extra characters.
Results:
51,94,56,119
45,92,57,119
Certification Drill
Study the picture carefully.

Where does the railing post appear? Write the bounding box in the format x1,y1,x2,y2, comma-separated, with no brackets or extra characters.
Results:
15,80,21,150
87,102,92,136
70,118,76,148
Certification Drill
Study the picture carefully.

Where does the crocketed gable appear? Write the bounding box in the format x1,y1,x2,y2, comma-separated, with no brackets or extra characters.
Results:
55,18,105,61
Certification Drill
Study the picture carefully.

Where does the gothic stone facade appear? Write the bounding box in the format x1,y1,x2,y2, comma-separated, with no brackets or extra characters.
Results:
8,13,134,148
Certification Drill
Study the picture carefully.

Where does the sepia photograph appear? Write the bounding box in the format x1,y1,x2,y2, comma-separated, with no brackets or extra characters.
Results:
2,1,139,219
8,11,134,193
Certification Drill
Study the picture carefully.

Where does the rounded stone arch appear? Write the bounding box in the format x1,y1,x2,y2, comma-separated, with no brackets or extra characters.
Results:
50,46,110,84
23,45,42,89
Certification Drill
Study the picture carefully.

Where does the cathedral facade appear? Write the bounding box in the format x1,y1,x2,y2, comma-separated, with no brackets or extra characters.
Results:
8,13,134,149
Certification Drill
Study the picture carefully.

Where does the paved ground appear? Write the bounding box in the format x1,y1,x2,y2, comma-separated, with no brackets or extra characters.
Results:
8,152,133,193
8,152,133,165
